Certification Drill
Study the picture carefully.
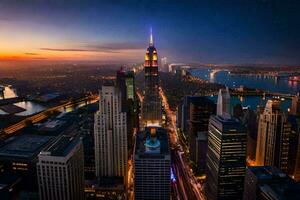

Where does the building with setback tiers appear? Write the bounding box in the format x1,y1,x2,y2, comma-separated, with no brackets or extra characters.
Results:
94,86,127,179
134,127,170,200
37,136,85,200
205,89,247,200
143,30,162,126
255,100,291,173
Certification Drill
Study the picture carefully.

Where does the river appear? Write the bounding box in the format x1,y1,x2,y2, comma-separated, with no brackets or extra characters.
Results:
189,69,299,111
0,85,46,116
0,85,96,116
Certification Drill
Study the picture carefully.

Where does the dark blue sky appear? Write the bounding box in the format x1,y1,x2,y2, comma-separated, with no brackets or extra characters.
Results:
1,0,300,65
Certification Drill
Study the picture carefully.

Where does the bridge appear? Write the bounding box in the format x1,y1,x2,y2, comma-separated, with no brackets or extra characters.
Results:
0,94,99,138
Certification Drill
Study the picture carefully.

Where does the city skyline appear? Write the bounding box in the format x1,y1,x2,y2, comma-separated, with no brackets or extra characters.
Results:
1,0,300,65
0,1,300,200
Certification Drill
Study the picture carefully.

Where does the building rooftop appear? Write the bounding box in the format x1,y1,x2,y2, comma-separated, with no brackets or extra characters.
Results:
248,166,287,180
210,115,245,133
41,135,80,157
0,135,54,160
135,127,169,158
248,166,300,199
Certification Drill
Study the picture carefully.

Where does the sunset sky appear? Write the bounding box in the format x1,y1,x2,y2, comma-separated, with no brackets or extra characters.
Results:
1,0,300,65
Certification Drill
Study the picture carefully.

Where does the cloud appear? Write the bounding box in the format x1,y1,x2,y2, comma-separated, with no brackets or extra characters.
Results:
40,47,119,53
86,42,144,51
39,41,144,53
24,52,40,55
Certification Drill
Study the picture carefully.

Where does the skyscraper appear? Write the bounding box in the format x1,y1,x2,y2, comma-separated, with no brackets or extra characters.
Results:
216,87,231,118
37,136,85,200
287,95,300,181
133,127,171,200
160,57,168,72
205,89,247,200
143,29,162,126
255,100,291,173
116,66,127,111
94,86,127,178
188,97,215,173
290,93,300,115
116,68,139,148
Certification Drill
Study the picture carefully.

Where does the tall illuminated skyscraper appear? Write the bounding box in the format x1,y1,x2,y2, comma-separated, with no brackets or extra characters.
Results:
94,86,127,179
205,90,247,200
143,29,162,126
255,100,291,172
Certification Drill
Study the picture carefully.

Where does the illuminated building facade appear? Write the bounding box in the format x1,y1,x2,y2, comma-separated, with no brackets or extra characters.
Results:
205,90,246,200
288,96,300,181
133,127,170,200
94,86,127,178
255,100,291,173
143,30,162,126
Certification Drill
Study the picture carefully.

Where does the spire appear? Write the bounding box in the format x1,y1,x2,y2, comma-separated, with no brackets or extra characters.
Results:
217,87,231,119
150,27,154,46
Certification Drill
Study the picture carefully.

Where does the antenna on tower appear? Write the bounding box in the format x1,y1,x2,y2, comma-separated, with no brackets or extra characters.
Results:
150,27,154,46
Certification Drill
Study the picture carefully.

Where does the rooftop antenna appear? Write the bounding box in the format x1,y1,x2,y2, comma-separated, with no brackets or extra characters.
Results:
150,27,154,46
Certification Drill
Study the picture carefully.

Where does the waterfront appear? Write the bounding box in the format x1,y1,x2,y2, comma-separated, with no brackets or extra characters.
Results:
0,85,95,116
190,69,296,110
190,69,300,95
0,85,18,99
0,85,46,116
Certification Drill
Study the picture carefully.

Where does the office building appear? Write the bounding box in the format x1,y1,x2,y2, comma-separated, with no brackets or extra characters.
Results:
37,136,85,200
143,30,162,126
288,115,300,181
290,93,300,115
160,57,168,72
94,86,127,178
0,134,54,191
116,67,127,111
205,89,247,200
177,96,208,134
255,100,291,172
134,127,170,200
244,166,300,200
188,97,215,173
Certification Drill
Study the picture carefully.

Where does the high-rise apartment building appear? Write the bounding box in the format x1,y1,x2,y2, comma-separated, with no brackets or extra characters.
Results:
205,89,247,200
134,127,170,200
94,86,127,178
255,100,291,172
37,136,85,200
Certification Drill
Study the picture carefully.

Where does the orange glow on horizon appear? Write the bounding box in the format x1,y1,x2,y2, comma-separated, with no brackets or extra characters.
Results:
0,49,144,62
